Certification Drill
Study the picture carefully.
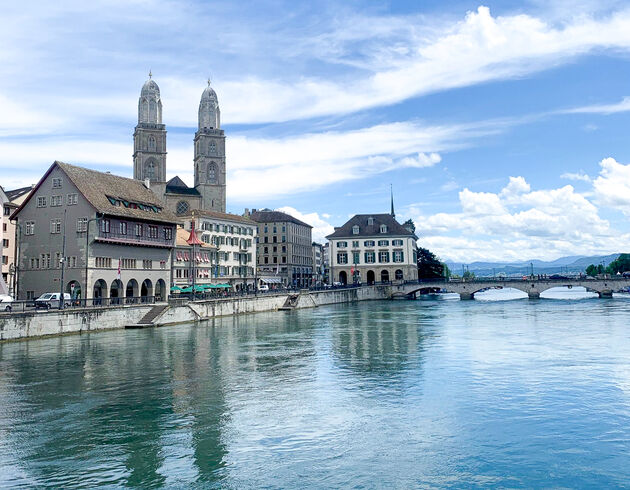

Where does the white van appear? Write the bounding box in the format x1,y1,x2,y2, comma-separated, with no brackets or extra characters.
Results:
34,292,72,309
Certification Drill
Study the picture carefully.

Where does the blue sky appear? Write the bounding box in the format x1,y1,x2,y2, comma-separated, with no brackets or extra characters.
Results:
3,0,630,261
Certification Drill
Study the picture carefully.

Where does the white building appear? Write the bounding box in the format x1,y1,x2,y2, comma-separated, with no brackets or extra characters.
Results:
326,213,418,285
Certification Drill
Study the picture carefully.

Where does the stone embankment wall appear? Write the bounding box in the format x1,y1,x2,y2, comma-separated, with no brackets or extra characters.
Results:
0,286,389,342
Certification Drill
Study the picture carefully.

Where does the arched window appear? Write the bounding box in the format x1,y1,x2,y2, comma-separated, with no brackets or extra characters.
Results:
145,161,155,180
148,136,156,151
209,141,216,155
176,201,189,215
207,163,217,183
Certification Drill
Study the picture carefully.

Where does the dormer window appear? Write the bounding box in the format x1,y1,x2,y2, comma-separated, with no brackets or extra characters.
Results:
380,225,388,233
367,217,374,226
352,225,360,235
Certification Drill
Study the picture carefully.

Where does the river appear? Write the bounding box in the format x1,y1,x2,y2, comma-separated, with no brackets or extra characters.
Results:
1,289,630,487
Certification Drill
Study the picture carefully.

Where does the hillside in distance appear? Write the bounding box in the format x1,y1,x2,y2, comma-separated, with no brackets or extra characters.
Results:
446,254,622,277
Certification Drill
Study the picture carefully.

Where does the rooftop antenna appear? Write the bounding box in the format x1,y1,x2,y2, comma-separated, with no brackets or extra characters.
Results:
149,69,152,79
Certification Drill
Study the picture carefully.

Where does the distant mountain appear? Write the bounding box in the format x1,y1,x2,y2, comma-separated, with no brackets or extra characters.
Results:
446,254,622,277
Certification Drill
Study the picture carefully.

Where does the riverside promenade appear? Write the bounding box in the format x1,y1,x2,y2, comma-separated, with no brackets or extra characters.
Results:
0,286,389,342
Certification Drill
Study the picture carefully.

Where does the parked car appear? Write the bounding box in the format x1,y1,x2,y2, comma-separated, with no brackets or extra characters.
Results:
0,294,13,312
622,271,630,278
258,284,269,292
34,293,72,309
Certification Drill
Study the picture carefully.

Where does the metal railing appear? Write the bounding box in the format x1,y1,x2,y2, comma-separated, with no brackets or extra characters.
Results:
0,295,158,314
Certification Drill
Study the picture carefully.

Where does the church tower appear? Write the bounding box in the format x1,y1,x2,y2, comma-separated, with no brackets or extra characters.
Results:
133,73,167,183
194,80,226,212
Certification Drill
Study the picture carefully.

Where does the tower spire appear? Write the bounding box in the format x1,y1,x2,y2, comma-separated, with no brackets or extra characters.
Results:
390,184,395,218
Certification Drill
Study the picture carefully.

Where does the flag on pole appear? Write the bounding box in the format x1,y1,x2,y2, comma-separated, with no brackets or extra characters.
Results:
117,258,121,281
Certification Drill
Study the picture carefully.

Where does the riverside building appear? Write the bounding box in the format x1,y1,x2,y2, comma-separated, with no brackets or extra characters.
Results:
326,213,418,285
176,210,257,291
249,209,313,288
11,161,178,302
1,185,33,294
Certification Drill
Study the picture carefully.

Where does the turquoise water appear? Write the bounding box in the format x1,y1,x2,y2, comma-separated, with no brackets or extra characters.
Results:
2,292,630,487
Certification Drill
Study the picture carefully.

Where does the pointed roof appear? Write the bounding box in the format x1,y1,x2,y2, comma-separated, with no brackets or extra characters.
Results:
186,217,203,246
165,176,200,196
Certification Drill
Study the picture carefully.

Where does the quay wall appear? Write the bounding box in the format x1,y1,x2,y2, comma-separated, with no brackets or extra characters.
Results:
0,286,389,342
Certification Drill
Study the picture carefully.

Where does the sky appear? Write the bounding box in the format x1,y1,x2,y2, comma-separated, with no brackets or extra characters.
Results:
3,0,630,262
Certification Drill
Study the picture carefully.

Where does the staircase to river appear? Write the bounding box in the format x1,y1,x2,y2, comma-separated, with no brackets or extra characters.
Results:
126,305,170,328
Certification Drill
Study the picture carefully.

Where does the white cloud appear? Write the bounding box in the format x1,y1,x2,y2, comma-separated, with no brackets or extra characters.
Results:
561,172,591,182
592,157,630,215
564,96,630,115
275,206,334,243
398,152,442,168
405,174,627,262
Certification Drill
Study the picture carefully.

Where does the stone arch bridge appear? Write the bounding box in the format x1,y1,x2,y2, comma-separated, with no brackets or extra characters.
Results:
389,277,630,300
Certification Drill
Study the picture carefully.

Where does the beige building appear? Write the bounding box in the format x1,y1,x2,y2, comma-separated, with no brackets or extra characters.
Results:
250,209,313,288
1,185,32,295
326,213,418,285
177,210,257,291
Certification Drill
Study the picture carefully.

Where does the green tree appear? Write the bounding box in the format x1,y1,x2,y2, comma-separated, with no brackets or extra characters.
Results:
585,264,598,277
605,253,630,274
417,247,445,279
403,219,416,233
463,270,476,280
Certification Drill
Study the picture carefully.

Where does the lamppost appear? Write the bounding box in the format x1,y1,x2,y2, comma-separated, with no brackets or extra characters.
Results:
85,213,103,305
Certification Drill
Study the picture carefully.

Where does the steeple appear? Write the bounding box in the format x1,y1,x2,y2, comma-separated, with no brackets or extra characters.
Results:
390,184,395,218
194,80,226,212
133,75,167,183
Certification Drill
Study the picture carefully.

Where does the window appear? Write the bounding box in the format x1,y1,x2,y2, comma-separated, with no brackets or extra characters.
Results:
148,225,158,238
364,240,375,247
160,260,166,269
52,178,62,188
50,219,62,234
135,223,143,237
337,241,347,248
379,251,390,263
282,245,286,253
96,257,112,268
378,240,389,246
119,222,127,235
176,200,189,215
2,256,7,265
164,227,173,240
122,258,136,269
3,205,10,216
145,161,155,179
337,252,348,264
392,239,403,246
50,195,62,206
282,235,286,243
209,141,217,154
67,193,78,205
100,219,110,233
207,164,216,183
76,218,88,233
25,221,35,235
393,250,404,263
352,225,360,235
352,252,360,264
37,196,47,208
148,136,156,151
352,241,359,248
368,217,374,225
380,225,388,233
143,259,153,269
365,251,375,263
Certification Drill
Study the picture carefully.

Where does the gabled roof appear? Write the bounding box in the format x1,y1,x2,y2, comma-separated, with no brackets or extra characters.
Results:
326,214,417,239
5,185,33,202
250,209,312,228
166,176,200,196
12,161,179,225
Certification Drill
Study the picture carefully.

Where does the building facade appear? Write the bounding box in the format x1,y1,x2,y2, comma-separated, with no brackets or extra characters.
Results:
1,186,33,295
12,162,177,302
132,75,227,217
175,210,257,291
0,187,8,291
249,209,313,288
312,242,324,287
326,213,418,285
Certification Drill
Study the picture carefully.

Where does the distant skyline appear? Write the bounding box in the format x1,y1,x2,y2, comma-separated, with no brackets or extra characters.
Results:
3,1,630,261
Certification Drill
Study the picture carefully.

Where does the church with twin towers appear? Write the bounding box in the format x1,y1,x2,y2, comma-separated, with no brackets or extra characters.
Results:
132,73,226,216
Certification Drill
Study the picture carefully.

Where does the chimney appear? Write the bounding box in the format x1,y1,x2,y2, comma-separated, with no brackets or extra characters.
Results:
144,178,151,189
